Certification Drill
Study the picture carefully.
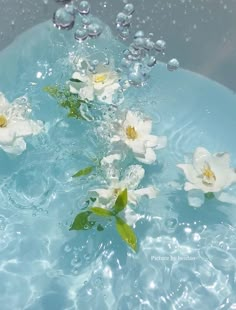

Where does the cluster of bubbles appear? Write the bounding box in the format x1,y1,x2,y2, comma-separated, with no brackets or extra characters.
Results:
53,0,103,41
115,3,135,40
121,29,180,86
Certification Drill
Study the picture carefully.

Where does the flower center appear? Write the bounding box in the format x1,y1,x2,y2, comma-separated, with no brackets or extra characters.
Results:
202,164,216,185
0,115,7,128
126,126,138,140
113,188,121,196
93,73,107,84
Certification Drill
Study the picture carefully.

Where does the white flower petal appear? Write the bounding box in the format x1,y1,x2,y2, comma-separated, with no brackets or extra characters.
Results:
193,147,211,171
141,119,152,134
72,72,88,83
110,135,121,143
1,137,26,155
101,153,121,166
89,188,114,203
156,136,167,150
0,93,10,110
8,119,43,137
0,128,15,145
124,206,142,227
122,165,145,190
69,84,80,95
134,186,158,200
187,190,205,208
79,85,94,101
126,139,146,156
184,182,200,191
215,191,236,205
145,135,158,148
136,147,157,164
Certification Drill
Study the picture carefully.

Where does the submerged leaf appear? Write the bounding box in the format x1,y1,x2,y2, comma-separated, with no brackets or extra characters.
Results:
72,166,94,178
91,207,114,217
205,192,215,199
43,84,89,120
69,211,95,231
70,78,82,83
43,85,62,98
113,189,128,215
115,216,137,252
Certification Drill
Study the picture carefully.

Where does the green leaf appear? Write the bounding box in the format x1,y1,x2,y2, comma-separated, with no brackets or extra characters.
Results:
205,192,215,199
69,211,95,231
112,189,128,215
91,207,114,217
70,78,82,83
72,166,94,178
43,85,61,98
43,84,89,121
97,224,104,231
115,216,137,252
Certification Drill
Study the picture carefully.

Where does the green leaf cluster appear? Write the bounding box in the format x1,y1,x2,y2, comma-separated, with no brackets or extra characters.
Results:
43,84,90,120
70,189,138,252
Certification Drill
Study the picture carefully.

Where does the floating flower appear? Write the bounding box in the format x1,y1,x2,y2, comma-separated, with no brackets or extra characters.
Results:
90,164,157,225
0,93,43,155
177,147,236,205
69,59,120,105
110,110,167,164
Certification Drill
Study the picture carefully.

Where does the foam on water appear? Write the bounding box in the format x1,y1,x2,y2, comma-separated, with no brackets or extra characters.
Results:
0,17,236,310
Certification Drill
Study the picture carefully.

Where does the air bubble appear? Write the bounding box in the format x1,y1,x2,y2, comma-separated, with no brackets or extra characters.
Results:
123,3,135,15
134,30,145,38
53,7,75,30
155,40,166,53
74,28,88,41
82,16,92,26
88,23,103,37
147,56,157,67
116,12,132,27
167,58,180,71
78,1,91,15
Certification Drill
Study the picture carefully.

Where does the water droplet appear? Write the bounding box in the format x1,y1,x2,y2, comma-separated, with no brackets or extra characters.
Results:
167,58,180,71
74,28,88,41
53,7,75,30
155,40,166,53
123,3,135,15
88,23,103,37
78,1,91,15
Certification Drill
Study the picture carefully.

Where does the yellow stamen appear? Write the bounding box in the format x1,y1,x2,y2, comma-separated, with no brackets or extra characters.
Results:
113,188,121,196
126,126,138,140
0,115,7,128
93,73,107,84
202,164,216,184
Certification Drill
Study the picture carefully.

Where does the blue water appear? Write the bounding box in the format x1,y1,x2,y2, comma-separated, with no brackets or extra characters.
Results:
0,19,236,310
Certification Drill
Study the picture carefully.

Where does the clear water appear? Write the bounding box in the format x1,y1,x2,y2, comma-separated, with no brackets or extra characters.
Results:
0,19,236,310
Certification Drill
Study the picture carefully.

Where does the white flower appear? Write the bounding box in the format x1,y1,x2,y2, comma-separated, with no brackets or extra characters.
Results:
110,110,167,164
0,93,43,155
90,165,158,225
177,147,236,193
69,59,120,105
